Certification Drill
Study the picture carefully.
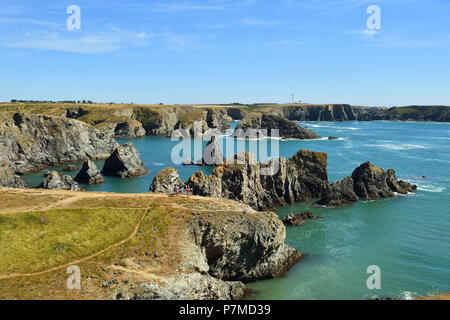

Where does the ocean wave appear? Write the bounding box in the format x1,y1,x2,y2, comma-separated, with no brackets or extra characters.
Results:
153,163,165,166
416,184,446,193
364,143,428,151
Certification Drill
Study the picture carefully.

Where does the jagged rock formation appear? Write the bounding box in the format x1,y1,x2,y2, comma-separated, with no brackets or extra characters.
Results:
317,162,417,206
134,107,231,137
149,167,181,193
234,113,319,139
282,212,320,226
185,150,329,211
115,273,247,300
37,171,81,191
74,160,105,184
201,136,224,165
102,143,148,178
273,104,385,121
187,210,302,282
0,162,26,188
114,120,146,138
225,107,247,120
0,112,119,174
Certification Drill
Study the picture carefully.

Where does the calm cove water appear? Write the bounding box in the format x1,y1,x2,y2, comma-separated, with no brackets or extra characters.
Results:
23,121,450,299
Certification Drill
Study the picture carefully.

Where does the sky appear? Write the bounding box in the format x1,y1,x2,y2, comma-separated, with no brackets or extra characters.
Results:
0,0,449,106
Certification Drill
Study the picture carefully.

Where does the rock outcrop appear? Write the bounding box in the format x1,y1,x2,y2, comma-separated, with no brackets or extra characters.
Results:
114,120,146,138
234,113,319,139
116,273,247,300
74,160,105,184
186,210,302,283
134,107,231,137
0,112,119,174
149,167,181,193
0,162,26,188
201,136,224,166
282,212,320,226
102,143,148,178
274,104,384,121
37,171,81,191
318,162,417,206
185,150,329,211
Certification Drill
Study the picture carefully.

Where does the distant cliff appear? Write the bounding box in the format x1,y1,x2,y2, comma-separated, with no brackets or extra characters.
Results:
224,104,450,122
0,112,119,174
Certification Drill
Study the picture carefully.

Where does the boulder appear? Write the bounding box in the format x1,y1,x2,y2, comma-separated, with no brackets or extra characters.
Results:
282,212,320,226
102,143,148,178
114,120,146,138
328,136,339,140
234,113,320,140
149,167,181,193
37,171,81,191
74,160,105,184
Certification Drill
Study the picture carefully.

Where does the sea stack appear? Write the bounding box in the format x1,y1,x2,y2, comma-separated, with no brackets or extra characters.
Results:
149,167,181,193
102,143,148,178
75,160,105,184
202,135,224,166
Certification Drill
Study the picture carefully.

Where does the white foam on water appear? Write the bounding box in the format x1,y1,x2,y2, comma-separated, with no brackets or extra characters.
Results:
364,143,428,151
153,163,165,166
416,184,446,193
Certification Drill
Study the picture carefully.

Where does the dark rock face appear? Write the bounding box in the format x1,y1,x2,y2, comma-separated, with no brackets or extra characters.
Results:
185,150,329,211
317,176,358,206
0,162,26,188
74,160,104,184
114,120,146,138
188,211,302,282
37,171,81,191
149,167,181,193
102,143,148,178
278,104,384,121
62,165,79,172
372,105,450,122
202,136,224,166
282,212,320,226
0,112,119,174
352,162,417,198
235,113,319,140
318,162,417,206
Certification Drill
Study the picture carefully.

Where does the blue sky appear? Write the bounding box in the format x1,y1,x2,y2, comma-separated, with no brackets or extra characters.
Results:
0,0,449,106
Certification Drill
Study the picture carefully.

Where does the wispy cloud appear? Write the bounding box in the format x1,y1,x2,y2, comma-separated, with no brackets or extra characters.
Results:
242,18,280,27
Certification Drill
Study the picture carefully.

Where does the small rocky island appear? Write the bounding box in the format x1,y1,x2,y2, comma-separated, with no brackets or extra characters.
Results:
102,143,148,178
234,113,320,140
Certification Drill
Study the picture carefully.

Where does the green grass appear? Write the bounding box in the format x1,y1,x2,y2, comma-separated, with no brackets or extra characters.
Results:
0,208,145,274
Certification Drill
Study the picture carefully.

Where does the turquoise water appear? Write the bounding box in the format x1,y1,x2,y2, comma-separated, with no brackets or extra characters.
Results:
23,121,450,299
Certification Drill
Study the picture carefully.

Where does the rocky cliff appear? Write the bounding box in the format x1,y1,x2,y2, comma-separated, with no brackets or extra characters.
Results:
168,150,329,211
235,113,319,139
317,162,417,206
0,112,119,174
0,189,302,300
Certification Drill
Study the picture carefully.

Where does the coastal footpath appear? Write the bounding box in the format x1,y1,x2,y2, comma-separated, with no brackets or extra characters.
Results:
0,188,301,300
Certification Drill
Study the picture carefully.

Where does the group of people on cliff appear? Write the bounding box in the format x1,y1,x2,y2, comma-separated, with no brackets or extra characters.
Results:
174,183,192,197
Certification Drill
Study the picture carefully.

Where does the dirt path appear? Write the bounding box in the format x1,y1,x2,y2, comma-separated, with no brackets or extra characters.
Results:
0,206,151,280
